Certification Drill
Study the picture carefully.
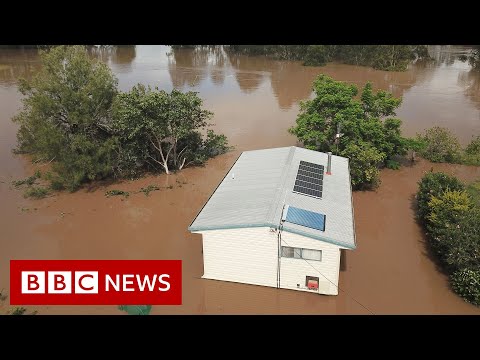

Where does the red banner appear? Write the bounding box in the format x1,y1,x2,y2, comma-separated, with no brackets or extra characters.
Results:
10,260,182,305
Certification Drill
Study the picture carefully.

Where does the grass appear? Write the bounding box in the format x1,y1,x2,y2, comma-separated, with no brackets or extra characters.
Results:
105,189,130,198
24,186,50,199
138,185,160,196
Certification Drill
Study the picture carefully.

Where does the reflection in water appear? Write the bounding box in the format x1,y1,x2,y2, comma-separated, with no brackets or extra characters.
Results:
0,48,41,85
226,52,268,94
458,68,480,109
428,45,472,66
88,45,136,71
167,47,209,88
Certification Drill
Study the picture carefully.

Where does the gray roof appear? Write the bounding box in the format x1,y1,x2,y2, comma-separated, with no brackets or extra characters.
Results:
188,146,356,249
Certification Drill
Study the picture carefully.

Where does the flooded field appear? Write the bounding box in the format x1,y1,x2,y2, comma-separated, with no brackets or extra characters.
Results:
1,45,479,314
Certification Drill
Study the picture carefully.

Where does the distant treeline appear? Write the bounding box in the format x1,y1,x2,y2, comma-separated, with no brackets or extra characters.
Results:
226,45,430,71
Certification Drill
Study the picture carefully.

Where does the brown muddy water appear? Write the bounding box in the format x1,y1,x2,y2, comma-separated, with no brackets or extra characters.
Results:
1,45,480,314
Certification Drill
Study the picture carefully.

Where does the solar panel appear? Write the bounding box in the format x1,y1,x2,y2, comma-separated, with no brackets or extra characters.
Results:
293,161,324,198
284,206,326,232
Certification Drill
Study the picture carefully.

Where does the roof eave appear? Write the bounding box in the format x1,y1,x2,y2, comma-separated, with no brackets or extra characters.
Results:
188,223,356,250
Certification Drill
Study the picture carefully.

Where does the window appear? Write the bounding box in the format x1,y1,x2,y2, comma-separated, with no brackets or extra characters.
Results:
302,248,322,261
281,246,322,261
281,246,301,258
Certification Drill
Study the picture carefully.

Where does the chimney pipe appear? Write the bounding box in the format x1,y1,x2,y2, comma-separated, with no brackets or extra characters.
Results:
326,152,332,175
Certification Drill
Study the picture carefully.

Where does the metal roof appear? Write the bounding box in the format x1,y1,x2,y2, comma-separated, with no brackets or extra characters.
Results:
188,146,356,249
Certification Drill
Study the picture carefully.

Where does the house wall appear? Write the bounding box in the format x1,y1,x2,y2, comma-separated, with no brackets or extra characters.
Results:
198,227,342,296
279,230,341,295
200,227,278,288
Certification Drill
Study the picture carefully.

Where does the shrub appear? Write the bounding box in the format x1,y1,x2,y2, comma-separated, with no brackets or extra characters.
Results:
450,269,480,306
418,127,462,163
425,190,475,268
386,159,400,170
466,136,480,155
467,181,480,207
24,186,50,199
463,136,480,166
341,142,385,190
441,210,480,272
416,172,465,223
139,185,160,196
105,190,129,198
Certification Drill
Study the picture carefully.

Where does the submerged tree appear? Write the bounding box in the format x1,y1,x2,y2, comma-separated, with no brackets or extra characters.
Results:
13,45,119,191
113,84,230,175
289,75,405,189
12,46,231,191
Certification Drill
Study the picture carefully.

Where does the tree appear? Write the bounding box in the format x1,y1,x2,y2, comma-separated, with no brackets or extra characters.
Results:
13,45,119,191
289,75,406,189
113,84,229,175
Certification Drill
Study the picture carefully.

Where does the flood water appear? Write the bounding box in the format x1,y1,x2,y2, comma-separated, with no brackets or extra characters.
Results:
1,45,480,314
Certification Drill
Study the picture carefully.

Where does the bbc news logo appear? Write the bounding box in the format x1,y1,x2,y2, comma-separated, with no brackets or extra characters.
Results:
10,260,182,305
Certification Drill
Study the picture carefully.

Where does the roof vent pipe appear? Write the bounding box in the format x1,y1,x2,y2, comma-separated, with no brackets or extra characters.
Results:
326,152,332,175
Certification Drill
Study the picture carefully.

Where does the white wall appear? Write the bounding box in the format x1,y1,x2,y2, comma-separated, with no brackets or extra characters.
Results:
280,230,341,295
196,227,342,296
200,227,278,288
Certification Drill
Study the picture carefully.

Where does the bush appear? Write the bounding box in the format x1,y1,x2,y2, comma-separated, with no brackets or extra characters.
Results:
418,127,462,163
386,159,400,170
442,210,480,272
417,172,480,306
426,190,475,269
427,190,472,234
466,136,480,155
463,136,480,166
341,142,385,190
450,269,480,306
24,186,50,199
416,172,465,223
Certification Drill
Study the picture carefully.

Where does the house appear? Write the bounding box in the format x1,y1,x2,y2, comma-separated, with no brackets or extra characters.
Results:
188,146,356,295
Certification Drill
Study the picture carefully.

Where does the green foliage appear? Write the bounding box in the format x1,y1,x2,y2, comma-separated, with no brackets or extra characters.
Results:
427,190,472,232
386,160,400,170
13,45,119,191
450,269,480,306
463,136,480,166
24,186,50,199
9,307,26,315
112,84,229,175
416,172,465,222
12,172,40,187
227,45,429,71
425,190,474,268
417,127,462,163
118,305,152,315
105,190,129,198
466,136,480,155
416,172,480,305
340,142,385,189
467,181,480,206
289,75,405,189
0,289,7,301
139,185,160,196
12,46,231,193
